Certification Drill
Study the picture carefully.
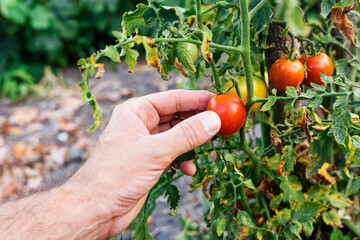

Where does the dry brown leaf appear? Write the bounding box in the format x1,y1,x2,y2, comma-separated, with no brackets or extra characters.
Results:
270,129,283,153
0,121,24,136
331,6,357,48
58,119,80,134
95,65,105,80
9,106,39,126
12,143,28,162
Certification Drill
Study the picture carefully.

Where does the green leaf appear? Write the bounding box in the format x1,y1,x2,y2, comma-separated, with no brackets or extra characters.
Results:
289,224,301,239
30,5,52,30
309,184,352,208
352,135,360,148
122,3,149,35
285,86,298,97
330,228,350,240
270,193,283,209
300,89,317,99
164,183,180,216
250,0,273,32
332,99,351,145
322,210,342,227
104,45,120,63
260,96,276,112
174,150,196,163
134,221,153,240
280,175,305,202
308,95,323,108
292,201,328,223
121,43,139,72
276,0,311,36
348,176,360,195
112,31,125,39
236,211,255,228
215,214,227,236
321,0,336,18
311,83,327,92
354,88,360,98
161,6,185,24
174,42,196,73
282,145,296,174
77,58,86,66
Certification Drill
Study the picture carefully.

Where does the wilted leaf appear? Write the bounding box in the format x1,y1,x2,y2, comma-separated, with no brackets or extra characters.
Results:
331,6,357,48
332,99,351,145
282,145,296,174
312,162,336,185
134,36,162,72
202,26,213,63
270,129,283,153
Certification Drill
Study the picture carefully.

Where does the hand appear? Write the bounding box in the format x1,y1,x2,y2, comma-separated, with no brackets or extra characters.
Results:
68,90,221,238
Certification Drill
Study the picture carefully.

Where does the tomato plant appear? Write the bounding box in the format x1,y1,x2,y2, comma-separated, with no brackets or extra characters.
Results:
269,57,305,91
78,0,360,239
299,52,333,86
224,76,268,112
206,93,246,137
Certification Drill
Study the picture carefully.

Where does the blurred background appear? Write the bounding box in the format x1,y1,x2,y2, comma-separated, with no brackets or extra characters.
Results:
0,0,197,101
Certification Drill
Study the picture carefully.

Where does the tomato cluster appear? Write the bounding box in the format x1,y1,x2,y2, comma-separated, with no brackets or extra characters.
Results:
269,52,333,91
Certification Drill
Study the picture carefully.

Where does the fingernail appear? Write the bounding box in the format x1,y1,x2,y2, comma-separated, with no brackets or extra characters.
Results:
199,111,221,135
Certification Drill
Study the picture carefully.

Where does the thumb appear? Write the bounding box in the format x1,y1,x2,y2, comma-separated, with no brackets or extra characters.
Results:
155,111,221,159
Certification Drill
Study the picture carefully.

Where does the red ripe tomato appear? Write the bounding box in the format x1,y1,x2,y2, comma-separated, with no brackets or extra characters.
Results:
245,188,256,199
206,93,246,137
299,52,333,86
269,57,305,91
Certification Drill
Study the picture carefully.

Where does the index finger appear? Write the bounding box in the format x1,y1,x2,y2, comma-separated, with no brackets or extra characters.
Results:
143,90,214,117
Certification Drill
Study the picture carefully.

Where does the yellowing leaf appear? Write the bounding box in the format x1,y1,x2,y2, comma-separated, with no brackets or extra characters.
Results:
134,36,162,72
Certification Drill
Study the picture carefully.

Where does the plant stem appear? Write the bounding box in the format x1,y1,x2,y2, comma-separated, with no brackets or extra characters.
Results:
258,192,278,239
249,0,268,19
196,0,203,30
95,37,242,62
201,3,237,16
239,184,253,220
252,91,352,103
239,0,255,111
342,219,360,238
210,60,222,90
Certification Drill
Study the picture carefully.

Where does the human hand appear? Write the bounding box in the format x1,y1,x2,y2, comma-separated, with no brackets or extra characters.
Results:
67,90,221,238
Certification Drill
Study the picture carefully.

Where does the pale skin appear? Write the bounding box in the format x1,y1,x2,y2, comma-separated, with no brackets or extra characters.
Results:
0,90,221,240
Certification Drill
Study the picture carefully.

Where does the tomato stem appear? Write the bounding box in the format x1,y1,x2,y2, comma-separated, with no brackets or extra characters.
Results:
249,0,269,19
195,0,203,31
210,60,222,93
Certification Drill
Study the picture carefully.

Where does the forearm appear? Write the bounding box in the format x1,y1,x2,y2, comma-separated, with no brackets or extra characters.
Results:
0,183,114,239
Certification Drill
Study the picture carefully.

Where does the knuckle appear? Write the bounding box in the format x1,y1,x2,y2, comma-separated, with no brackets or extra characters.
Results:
179,122,200,150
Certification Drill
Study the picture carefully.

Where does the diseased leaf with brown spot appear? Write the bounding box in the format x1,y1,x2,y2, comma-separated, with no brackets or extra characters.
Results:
95,65,105,80
173,61,190,78
270,129,284,153
331,6,357,48
312,162,336,185
134,36,162,72
294,107,313,143
201,26,213,63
